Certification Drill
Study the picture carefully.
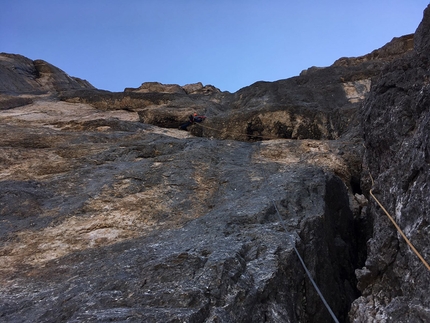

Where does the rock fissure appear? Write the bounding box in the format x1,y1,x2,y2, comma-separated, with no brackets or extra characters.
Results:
1,7,429,322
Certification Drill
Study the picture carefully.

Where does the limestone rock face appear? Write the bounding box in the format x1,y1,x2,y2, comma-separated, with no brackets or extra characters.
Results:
59,33,413,143
125,81,186,94
0,56,368,322
0,98,364,322
0,5,429,323
333,34,414,67
0,53,94,95
0,53,43,94
349,5,430,322
124,82,221,95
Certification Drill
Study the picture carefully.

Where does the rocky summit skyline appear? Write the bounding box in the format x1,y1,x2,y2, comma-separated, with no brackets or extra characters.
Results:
0,5,429,323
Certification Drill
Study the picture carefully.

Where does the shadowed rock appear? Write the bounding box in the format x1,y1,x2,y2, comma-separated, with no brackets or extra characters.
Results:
0,5,429,322
0,53,94,95
58,34,413,142
349,5,430,322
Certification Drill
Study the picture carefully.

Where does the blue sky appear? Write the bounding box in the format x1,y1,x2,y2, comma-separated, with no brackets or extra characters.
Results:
1,1,429,92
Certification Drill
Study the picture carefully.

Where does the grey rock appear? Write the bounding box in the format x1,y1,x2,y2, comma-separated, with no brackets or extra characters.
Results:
124,81,186,94
0,5,429,323
349,5,430,323
0,53,94,95
0,115,363,322
59,33,413,142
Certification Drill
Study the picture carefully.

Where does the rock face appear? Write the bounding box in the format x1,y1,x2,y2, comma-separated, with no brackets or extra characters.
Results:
0,53,94,111
0,6,429,323
349,6,430,323
0,69,369,320
0,99,364,322
124,81,221,95
59,34,414,143
0,53,94,95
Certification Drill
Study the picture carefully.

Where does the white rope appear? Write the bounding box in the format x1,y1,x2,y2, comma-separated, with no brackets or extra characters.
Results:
260,159,340,323
270,198,340,323
196,120,340,321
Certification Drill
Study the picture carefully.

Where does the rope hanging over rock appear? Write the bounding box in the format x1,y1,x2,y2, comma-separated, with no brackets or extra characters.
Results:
258,155,340,323
368,172,430,272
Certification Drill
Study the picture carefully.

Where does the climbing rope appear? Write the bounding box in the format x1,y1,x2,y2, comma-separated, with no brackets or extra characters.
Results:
271,197,340,323
258,157,340,323
368,171,430,271
197,119,351,321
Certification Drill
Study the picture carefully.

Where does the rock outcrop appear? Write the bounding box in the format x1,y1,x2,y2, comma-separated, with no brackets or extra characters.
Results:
0,5,429,323
0,53,94,112
58,34,413,143
0,94,364,322
0,53,94,95
349,6,430,323
124,81,221,95
333,34,414,67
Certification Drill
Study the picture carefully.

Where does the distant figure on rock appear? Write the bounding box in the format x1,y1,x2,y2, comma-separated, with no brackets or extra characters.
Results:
179,112,206,130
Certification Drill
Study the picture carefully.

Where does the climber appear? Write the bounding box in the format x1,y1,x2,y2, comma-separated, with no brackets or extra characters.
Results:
179,112,206,130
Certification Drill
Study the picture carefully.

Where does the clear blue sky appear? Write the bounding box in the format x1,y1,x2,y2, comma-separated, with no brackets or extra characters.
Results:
1,1,429,93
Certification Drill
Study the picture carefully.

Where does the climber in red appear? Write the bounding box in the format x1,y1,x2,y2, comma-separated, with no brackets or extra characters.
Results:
179,112,206,130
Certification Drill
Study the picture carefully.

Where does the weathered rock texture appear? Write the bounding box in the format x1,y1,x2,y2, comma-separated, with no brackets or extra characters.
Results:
57,32,414,144
124,81,221,95
0,99,364,322
349,6,430,323
0,5,429,323
0,53,94,95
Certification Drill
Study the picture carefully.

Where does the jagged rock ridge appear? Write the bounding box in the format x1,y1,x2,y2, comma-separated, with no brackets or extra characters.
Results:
57,33,414,143
0,6,429,323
